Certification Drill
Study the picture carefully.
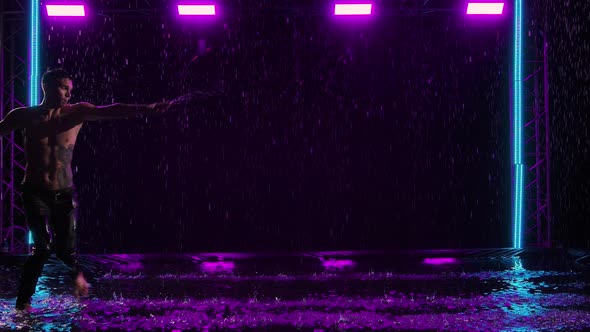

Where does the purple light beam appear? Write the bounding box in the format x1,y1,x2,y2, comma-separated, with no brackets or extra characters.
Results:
334,3,373,16
46,5,86,17
466,2,505,15
178,4,216,16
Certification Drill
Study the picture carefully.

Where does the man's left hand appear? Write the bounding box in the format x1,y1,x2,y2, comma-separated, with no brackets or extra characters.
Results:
147,102,171,115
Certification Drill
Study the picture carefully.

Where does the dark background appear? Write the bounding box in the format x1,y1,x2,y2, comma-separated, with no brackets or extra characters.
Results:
542,0,590,249
20,0,587,252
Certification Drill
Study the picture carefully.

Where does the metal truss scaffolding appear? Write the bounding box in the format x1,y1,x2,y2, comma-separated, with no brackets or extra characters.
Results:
0,1,28,253
522,13,552,247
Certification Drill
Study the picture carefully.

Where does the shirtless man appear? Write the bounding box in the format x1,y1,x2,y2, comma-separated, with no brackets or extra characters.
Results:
0,68,169,310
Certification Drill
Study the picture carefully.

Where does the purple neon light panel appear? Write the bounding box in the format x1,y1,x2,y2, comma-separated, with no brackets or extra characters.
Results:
466,2,505,15
322,259,355,269
46,5,86,16
201,261,235,273
334,4,373,15
423,258,459,265
177,4,216,15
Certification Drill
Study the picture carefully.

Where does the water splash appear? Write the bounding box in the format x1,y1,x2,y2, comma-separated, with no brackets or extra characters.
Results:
169,89,224,107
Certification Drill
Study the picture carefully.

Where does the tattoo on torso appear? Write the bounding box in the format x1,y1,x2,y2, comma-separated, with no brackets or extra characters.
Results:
56,144,74,187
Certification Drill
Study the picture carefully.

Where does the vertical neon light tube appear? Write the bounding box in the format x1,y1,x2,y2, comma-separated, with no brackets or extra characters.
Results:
513,0,523,249
29,0,40,106
29,0,40,245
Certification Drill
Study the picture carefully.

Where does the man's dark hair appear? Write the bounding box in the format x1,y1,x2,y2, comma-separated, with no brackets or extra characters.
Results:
41,68,72,86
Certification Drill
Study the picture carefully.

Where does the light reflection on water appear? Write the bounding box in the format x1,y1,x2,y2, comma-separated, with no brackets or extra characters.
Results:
0,256,588,331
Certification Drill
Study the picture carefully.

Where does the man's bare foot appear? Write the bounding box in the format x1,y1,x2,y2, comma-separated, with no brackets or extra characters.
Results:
74,273,90,298
15,301,32,312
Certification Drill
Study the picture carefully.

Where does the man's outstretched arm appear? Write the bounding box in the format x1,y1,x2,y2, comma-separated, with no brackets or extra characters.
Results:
0,108,29,136
74,102,170,121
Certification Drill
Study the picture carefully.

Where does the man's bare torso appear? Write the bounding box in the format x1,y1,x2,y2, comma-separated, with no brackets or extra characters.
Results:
23,105,84,190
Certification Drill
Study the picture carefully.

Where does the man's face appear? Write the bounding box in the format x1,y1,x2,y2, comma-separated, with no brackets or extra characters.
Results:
44,78,73,106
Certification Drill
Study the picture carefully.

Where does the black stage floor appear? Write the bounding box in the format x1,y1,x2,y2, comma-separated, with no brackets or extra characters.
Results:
1,248,589,331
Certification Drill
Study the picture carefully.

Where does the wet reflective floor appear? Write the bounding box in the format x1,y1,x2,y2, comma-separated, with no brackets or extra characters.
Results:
1,249,589,331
